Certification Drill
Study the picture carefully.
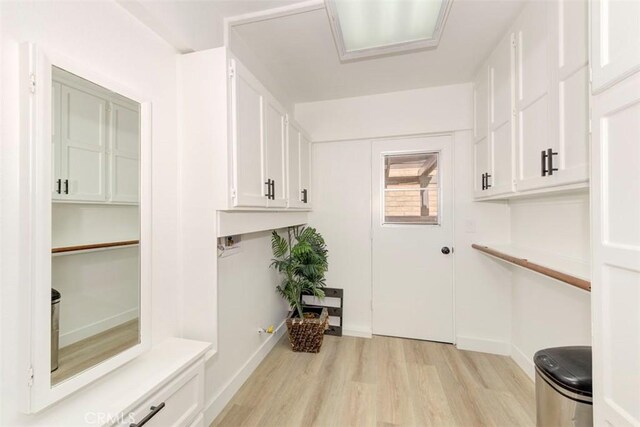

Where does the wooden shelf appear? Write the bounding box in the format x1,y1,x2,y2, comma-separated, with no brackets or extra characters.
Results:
472,244,591,292
52,240,140,254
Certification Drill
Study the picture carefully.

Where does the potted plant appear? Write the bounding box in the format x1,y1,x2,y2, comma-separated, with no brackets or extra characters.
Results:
270,226,329,352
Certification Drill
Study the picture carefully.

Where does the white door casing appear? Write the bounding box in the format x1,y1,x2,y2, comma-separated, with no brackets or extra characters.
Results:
372,135,454,343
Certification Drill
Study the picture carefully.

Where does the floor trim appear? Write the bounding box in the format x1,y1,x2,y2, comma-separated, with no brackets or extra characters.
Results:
456,335,510,355
59,308,139,347
511,343,535,380
343,328,373,338
203,320,287,425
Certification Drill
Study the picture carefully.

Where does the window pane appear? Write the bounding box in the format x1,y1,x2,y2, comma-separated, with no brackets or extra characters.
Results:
383,153,439,225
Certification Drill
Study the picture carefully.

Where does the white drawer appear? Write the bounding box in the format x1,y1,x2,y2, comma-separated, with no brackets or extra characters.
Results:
119,361,204,427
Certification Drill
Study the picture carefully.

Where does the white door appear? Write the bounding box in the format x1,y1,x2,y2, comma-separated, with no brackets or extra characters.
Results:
60,84,107,202
372,135,454,342
109,100,139,203
263,97,287,208
591,66,640,427
230,59,268,208
591,0,640,93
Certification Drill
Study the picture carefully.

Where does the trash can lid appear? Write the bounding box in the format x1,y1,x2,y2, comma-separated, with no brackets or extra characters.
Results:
51,288,61,302
534,346,592,397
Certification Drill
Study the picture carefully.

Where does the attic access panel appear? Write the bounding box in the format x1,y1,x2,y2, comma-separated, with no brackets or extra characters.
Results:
325,0,453,61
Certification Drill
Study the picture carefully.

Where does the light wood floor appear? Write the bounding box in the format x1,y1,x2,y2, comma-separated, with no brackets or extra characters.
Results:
212,335,535,427
52,319,139,385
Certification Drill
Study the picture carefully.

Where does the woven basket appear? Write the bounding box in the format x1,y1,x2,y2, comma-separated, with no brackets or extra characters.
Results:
285,307,329,353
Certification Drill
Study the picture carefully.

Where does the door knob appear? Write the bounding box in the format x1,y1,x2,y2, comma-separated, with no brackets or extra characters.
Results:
441,247,451,255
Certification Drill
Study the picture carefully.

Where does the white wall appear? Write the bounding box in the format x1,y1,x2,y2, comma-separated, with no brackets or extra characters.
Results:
203,231,289,421
1,1,179,424
297,85,513,350
509,193,592,378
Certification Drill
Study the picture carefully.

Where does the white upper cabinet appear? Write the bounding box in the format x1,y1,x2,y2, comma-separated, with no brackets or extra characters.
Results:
180,48,311,212
299,133,312,208
59,83,108,202
230,59,268,208
263,96,287,208
591,0,640,93
52,68,139,204
109,100,140,203
475,0,589,200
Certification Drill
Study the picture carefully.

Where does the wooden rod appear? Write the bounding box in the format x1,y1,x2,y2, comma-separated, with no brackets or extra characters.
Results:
52,240,139,254
472,244,591,292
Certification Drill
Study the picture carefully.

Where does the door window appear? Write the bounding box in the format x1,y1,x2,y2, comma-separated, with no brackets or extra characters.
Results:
383,152,440,224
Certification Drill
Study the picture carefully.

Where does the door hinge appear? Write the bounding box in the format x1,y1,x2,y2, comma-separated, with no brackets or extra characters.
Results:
588,107,592,135
228,64,235,79
106,102,112,113
231,188,236,198
29,73,36,94
510,33,516,47
27,366,34,387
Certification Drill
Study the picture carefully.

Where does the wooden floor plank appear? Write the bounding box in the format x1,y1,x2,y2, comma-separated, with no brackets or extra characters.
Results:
212,335,535,427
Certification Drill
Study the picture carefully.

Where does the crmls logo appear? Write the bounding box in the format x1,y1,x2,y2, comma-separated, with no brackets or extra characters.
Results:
84,411,135,425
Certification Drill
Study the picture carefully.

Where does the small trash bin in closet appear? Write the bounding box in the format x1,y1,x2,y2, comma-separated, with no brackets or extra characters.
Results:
51,288,61,372
534,346,592,427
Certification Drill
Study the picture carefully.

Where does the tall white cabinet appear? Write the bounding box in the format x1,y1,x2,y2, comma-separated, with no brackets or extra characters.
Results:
590,1,640,425
473,0,589,200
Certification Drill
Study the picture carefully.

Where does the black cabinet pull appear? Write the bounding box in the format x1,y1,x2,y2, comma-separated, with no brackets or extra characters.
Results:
56,179,61,194
129,402,165,427
481,173,485,190
265,179,272,198
64,179,69,194
302,189,308,203
270,180,275,200
485,173,492,189
547,148,558,175
541,150,548,176
481,173,487,190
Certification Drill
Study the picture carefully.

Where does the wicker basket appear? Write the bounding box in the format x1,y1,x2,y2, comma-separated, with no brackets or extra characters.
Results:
285,307,329,353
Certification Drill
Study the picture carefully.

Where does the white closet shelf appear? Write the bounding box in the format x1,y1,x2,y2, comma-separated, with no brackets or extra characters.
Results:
52,240,139,256
472,243,591,292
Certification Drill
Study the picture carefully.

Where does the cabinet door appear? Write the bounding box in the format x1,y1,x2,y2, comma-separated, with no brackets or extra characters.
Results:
230,60,268,208
299,133,312,208
264,96,287,208
59,84,107,202
591,71,640,427
514,0,554,192
52,81,62,199
109,101,140,203
287,121,303,208
591,0,640,93
473,65,490,198
487,33,515,196
548,0,589,186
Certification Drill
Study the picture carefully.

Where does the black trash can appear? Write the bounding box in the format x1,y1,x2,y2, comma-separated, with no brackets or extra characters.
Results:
534,346,592,427
51,288,61,372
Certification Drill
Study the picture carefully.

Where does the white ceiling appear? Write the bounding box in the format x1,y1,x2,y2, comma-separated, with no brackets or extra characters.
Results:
121,0,526,104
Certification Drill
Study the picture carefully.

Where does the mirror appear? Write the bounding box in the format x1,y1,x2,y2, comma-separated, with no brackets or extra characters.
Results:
50,66,141,386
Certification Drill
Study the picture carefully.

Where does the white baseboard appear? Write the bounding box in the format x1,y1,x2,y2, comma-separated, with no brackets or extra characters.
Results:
343,328,372,338
511,343,535,380
456,335,510,356
203,320,286,425
59,308,139,347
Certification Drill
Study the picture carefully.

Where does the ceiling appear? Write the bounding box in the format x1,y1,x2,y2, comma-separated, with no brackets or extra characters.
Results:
121,0,526,104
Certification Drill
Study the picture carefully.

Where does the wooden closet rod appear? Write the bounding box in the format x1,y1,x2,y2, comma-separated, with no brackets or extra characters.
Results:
472,244,591,292
52,240,139,254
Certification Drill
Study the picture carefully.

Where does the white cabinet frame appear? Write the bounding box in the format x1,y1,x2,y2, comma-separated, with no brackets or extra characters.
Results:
18,43,152,413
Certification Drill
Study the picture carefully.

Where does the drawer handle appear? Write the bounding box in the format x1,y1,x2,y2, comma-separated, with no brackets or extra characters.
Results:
130,402,165,427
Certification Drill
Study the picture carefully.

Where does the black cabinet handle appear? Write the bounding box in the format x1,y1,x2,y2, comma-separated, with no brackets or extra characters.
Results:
56,179,61,194
541,150,548,176
129,402,165,427
64,179,69,194
270,180,275,200
265,179,272,198
302,189,308,203
485,173,492,189
481,173,486,190
547,148,558,176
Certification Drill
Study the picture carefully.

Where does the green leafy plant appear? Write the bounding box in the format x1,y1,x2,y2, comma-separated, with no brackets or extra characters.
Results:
270,226,328,319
